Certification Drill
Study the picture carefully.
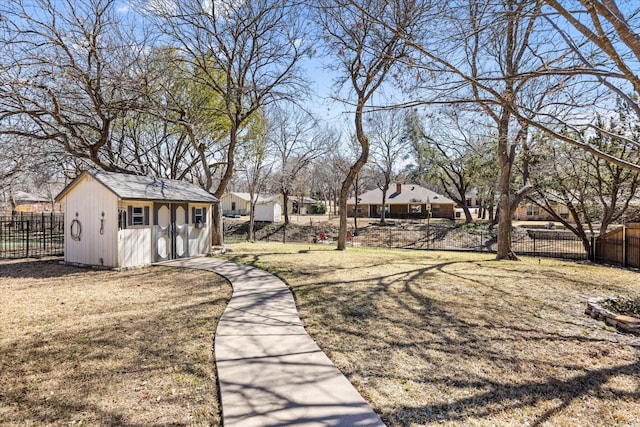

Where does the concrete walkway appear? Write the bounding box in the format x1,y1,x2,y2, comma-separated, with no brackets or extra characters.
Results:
158,257,385,427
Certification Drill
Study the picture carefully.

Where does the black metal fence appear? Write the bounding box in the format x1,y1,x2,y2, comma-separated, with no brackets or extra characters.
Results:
225,222,589,261
0,213,64,259
348,226,588,260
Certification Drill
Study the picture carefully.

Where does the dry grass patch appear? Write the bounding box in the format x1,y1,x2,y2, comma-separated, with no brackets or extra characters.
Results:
0,258,231,426
224,243,640,427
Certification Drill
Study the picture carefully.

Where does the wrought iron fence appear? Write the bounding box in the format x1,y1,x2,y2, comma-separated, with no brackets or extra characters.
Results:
350,225,588,260
224,221,590,261
0,213,64,259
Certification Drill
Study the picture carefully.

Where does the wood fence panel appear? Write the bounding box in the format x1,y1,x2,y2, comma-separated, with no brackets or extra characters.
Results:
595,223,640,268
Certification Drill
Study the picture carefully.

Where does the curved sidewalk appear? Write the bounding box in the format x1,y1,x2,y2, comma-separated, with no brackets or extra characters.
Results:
158,257,385,427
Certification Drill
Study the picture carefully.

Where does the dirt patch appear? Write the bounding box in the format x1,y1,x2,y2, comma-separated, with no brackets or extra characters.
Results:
0,259,231,426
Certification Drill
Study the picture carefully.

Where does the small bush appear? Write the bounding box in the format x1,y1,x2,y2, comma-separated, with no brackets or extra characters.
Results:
310,202,327,214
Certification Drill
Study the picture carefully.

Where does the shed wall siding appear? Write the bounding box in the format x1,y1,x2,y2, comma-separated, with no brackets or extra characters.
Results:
64,176,118,267
188,203,212,255
118,228,152,268
221,194,250,215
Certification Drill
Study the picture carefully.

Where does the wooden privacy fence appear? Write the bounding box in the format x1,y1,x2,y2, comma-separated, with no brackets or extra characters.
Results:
0,213,64,259
594,223,640,269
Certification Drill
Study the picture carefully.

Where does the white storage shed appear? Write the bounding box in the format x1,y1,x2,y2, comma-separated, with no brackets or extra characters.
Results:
254,202,282,222
55,170,218,268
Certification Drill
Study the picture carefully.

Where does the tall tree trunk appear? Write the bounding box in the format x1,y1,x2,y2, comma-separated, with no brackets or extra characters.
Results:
282,190,290,225
247,201,256,241
380,180,389,224
462,206,473,223
211,204,223,246
338,104,369,250
211,121,239,246
495,111,517,260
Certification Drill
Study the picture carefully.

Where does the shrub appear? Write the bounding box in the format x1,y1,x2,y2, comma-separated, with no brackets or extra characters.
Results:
310,202,327,214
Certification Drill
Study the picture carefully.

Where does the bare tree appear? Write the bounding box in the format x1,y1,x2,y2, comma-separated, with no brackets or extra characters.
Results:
268,106,334,225
408,109,498,224
316,0,426,249
362,0,575,259
0,0,150,171
366,109,409,224
237,113,272,241
146,0,310,245
534,0,640,169
529,109,640,254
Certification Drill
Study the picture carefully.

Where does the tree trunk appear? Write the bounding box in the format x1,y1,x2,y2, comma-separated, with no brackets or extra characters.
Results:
211,203,223,246
353,178,360,235
282,191,290,225
211,116,239,246
496,189,517,260
380,181,389,224
338,104,369,249
247,201,256,241
462,205,473,223
339,159,367,250
495,111,517,260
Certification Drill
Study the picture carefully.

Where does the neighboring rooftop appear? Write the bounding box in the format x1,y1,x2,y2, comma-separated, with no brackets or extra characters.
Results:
222,192,281,204
348,183,455,205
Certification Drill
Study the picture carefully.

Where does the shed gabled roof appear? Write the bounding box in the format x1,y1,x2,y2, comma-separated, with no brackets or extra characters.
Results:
221,192,281,204
55,170,218,203
347,184,455,205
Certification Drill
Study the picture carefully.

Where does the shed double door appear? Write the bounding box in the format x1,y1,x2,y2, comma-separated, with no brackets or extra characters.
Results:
153,203,188,262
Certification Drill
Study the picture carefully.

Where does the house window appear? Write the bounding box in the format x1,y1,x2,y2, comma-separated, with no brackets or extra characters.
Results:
132,207,144,225
410,204,422,213
556,205,569,219
432,204,441,212
356,206,362,214
526,205,540,216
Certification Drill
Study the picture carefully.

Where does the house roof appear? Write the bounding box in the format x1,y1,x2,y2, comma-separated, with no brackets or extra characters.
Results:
290,196,317,204
221,192,281,204
55,170,218,203
348,183,455,205
13,190,52,204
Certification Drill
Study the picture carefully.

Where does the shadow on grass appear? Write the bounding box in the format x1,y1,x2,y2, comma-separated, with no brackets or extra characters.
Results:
224,247,640,426
0,258,80,279
1,272,231,426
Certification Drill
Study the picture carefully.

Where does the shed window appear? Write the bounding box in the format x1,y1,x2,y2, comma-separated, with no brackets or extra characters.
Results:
132,207,144,225
193,207,206,225
231,201,236,211
127,205,150,226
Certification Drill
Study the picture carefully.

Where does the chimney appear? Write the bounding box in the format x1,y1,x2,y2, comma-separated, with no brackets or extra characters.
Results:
396,183,402,193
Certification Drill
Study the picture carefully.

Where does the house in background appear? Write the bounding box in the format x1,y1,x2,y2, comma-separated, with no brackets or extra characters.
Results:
346,183,455,219
513,201,570,221
220,192,284,222
11,190,62,214
290,196,317,215
55,170,218,269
